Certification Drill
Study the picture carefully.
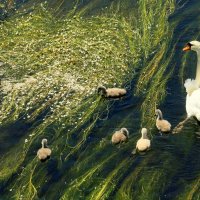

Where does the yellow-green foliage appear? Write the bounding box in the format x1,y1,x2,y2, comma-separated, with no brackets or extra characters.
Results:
0,0,179,199
177,177,200,200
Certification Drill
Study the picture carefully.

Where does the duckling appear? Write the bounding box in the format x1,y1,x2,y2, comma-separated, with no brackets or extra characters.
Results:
37,139,51,162
135,128,151,152
111,128,129,145
155,109,171,133
97,86,127,98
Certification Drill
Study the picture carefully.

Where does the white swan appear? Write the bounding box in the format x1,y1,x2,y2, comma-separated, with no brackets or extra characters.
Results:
183,41,200,121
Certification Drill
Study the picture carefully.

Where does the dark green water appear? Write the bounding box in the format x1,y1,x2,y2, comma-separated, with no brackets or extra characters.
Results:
0,0,200,199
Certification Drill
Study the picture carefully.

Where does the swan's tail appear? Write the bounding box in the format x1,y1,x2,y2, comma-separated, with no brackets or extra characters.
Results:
184,79,199,96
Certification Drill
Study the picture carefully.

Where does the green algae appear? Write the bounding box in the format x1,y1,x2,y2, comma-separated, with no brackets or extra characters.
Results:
0,0,184,199
178,177,200,200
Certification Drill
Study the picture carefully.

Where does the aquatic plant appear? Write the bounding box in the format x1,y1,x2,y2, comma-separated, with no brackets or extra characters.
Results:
1,0,192,199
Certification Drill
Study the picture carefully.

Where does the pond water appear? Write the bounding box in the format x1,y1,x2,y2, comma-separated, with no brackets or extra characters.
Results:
0,0,200,199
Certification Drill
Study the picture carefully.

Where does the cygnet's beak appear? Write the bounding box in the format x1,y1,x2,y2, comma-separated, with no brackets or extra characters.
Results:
183,44,191,51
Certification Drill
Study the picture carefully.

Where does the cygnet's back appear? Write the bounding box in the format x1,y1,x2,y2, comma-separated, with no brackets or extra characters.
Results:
136,128,150,152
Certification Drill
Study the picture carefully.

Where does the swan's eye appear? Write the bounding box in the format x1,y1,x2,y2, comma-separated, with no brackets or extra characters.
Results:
187,43,193,47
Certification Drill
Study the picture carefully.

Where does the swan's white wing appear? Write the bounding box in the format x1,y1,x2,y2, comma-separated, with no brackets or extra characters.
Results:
186,88,200,120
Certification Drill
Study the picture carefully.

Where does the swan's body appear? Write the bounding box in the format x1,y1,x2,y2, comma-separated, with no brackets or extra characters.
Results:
184,79,199,96
155,109,171,132
136,128,150,152
98,86,127,98
37,139,51,162
185,87,200,120
111,128,129,145
183,41,200,121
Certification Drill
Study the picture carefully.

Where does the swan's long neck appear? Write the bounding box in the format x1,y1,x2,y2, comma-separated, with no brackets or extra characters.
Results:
195,51,200,86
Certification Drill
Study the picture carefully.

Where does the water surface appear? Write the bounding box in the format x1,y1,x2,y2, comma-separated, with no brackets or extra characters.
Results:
0,0,200,199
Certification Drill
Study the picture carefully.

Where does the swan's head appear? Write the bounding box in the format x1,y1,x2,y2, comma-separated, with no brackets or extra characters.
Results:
121,128,129,138
41,138,48,147
97,86,107,96
183,41,200,52
155,109,163,120
141,128,148,139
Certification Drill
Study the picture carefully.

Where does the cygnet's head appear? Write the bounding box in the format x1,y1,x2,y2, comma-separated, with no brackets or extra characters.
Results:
121,128,129,138
141,128,148,139
155,109,163,120
41,138,48,147
97,86,107,95
183,41,200,52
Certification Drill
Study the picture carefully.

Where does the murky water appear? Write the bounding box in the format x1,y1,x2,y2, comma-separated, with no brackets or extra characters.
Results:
0,0,200,199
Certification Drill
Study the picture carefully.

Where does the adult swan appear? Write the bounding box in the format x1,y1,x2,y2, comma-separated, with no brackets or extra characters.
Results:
183,41,200,121
173,41,200,133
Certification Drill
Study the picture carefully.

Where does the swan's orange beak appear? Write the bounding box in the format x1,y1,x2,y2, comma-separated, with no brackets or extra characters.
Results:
183,44,191,51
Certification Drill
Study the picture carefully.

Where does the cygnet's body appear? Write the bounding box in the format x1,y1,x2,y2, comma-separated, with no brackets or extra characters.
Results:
155,109,171,132
111,128,129,145
136,128,150,152
98,86,127,98
37,139,51,162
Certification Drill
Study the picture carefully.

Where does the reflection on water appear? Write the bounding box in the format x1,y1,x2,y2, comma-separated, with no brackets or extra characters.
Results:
0,0,200,199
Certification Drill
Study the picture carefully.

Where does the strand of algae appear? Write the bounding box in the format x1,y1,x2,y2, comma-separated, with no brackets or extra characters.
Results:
181,178,200,200
134,0,175,128
90,158,131,200
60,154,117,200
0,0,177,199
115,151,180,200
60,154,132,200
11,158,38,200
2,96,101,182
139,51,174,129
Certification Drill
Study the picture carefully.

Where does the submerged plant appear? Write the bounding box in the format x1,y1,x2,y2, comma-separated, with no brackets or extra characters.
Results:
0,0,185,199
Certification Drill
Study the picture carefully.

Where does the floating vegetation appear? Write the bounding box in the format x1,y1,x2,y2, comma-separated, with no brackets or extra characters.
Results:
0,0,16,20
4,0,200,200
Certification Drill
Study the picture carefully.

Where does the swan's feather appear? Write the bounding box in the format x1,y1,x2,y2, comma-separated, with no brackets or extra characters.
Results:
186,88,200,120
184,79,199,96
